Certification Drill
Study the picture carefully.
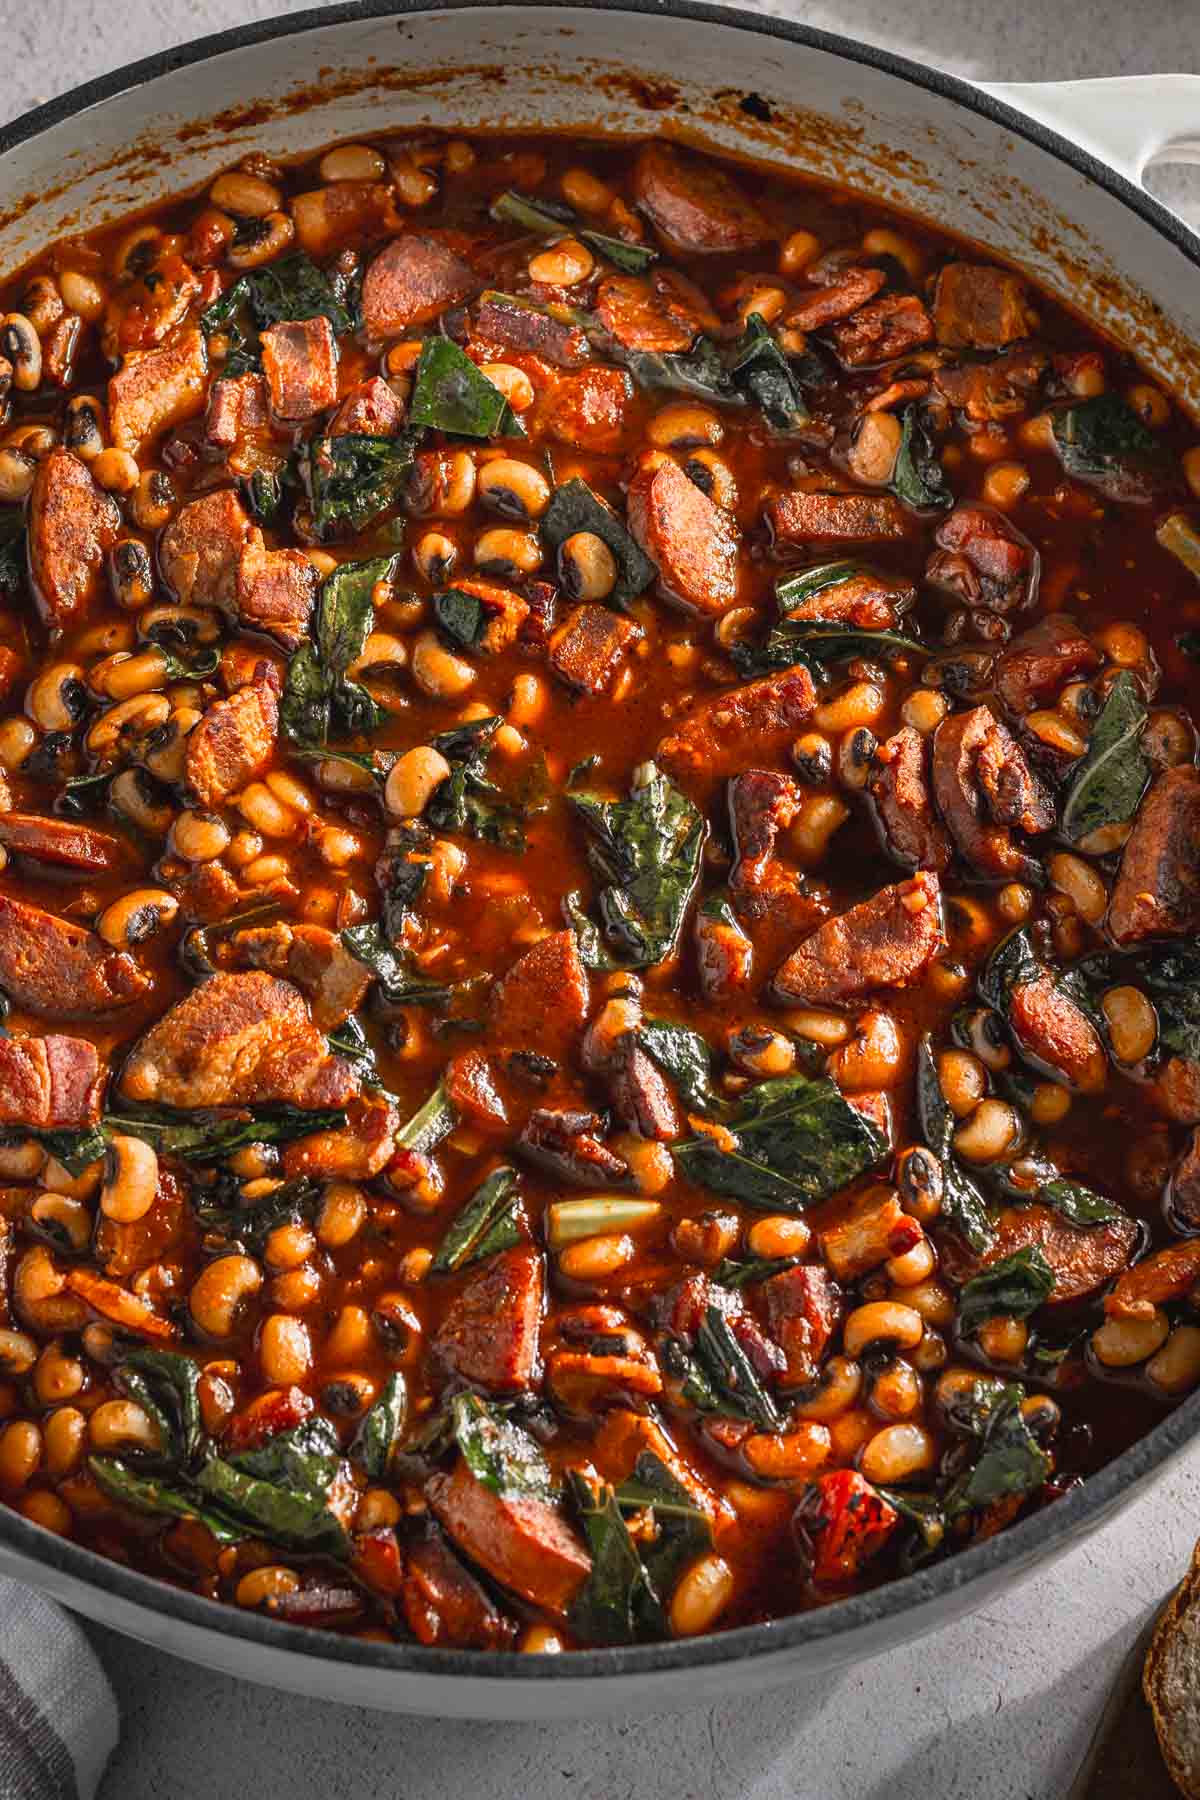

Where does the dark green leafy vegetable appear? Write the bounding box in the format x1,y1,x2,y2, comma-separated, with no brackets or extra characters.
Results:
0,512,26,594
199,1424,350,1557
637,1019,724,1115
340,920,454,1009
674,1073,887,1212
729,313,810,430
409,337,522,439
1076,941,1200,1065
372,821,433,941
427,716,526,851
977,927,1043,1014
244,250,356,334
1060,671,1152,845
430,1166,522,1274
245,467,286,525
568,1471,662,1644
715,1254,805,1289
489,188,575,235
891,404,953,511
915,1035,995,1254
350,1373,408,1482
33,1119,109,1176
568,762,704,969
112,1349,204,1470
191,1173,323,1254
1051,393,1170,501
449,1392,556,1500
325,1013,382,1084
56,770,113,821
281,555,397,747
540,478,657,609
944,1382,1051,1519
621,337,737,406
107,1107,345,1167
179,899,287,981
303,433,420,542
579,229,657,274
87,1458,243,1544
615,1451,710,1600
693,1303,782,1429
957,1246,1055,1337
1041,1177,1122,1227
396,1081,458,1157
874,1486,946,1569
732,615,924,680
431,586,489,649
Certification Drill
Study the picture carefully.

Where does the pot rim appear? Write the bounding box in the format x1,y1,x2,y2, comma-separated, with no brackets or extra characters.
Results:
1,0,1198,1686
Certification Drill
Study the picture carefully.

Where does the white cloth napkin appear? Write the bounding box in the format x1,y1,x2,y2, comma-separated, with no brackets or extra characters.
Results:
0,1581,117,1800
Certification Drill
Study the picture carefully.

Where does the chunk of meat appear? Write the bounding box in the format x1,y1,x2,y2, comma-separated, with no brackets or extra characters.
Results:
0,813,128,874
159,489,254,611
980,1203,1138,1303
767,490,911,547
764,1264,842,1388
444,1050,508,1134
259,316,339,421
361,232,478,338
820,1185,911,1280
932,263,1036,349
519,1108,631,1188
281,1094,398,1180
867,728,952,873
205,372,269,447
0,896,149,1020
933,344,1047,424
1007,973,1107,1094
994,615,1101,715
548,604,641,694
433,1249,544,1392
593,1408,724,1520
119,971,357,1110
781,567,914,629
1168,1129,1200,1232
223,922,371,1030
626,457,739,616
473,291,590,368
655,667,816,803
727,770,812,930
235,537,319,649
772,872,945,1004
582,1010,678,1143
785,265,887,332
223,1385,313,1454
426,1458,591,1621
631,143,768,255
64,1268,176,1343
695,897,754,1003
1106,1240,1200,1320
543,367,634,453
0,1034,103,1129
830,294,933,367
27,449,120,633
926,503,1040,627
401,1525,517,1650
1108,766,1200,944
931,704,1054,882
800,1469,898,1584
441,577,529,655
488,930,588,1064
185,680,279,809
328,376,405,437
108,328,208,454
291,182,401,257
594,269,719,353
1155,1057,1200,1126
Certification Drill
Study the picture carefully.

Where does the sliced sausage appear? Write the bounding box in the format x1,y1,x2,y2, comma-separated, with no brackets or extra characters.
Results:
543,367,634,454
433,1248,544,1393
260,316,339,421
925,502,1040,628
426,1457,591,1621
830,294,933,367
119,970,357,1110
655,667,817,803
994,615,1101,715
764,1264,842,1388
1007,974,1108,1094
281,1094,398,1181
27,449,120,634
727,769,814,931
1108,766,1200,944
474,291,590,368
1107,1240,1200,1319
443,1050,509,1134
979,1203,1138,1303
0,813,128,874
631,143,769,255
0,1034,103,1129
626,457,739,616
488,929,589,1064
782,567,915,629
223,921,371,1031
548,604,641,695
785,266,886,332
932,263,1036,350
328,376,406,437
185,679,279,809
772,871,945,1005
401,1524,517,1650
766,490,911,547
159,489,254,612
361,232,478,338
236,537,319,649
0,895,150,1019
867,728,952,873
108,327,209,454
594,269,719,353
931,704,1054,883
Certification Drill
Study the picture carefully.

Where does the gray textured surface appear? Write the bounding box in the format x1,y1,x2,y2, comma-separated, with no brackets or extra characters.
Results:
3,2,1200,1795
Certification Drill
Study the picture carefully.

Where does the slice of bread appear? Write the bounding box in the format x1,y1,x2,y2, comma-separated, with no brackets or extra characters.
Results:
1145,1541,1200,1797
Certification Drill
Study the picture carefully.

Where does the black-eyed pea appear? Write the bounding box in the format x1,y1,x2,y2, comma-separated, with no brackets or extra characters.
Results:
736,285,786,325
1126,382,1169,428
1030,1083,1072,1126
210,170,282,216
814,681,886,734
0,717,37,770
190,1254,262,1338
258,1314,312,1385
0,313,41,391
791,792,850,862
0,446,36,502
746,1216,812,1259
242,853,290,888
14,1246,88,1332
227,212,295,270
236,1565,301,1609
528,237,594,286
1092,1308,1170,1368
89,647,168,700
561,166,613,213
938,1047,986,1118
238,781,299,839
21,1491,72,1535
778,229,822,275
86,692,170,760
836,726,878,790
683,449,737,511
903,1278,956,1328
843,1301,924,1360
33,1342,85,1406
726,1024,795,1078
830,1406,876,1461
781,1006,851,1048
128,467,177,531
318,144,386,182
0,1141,46,1184
324,1303,372,1365
269,1265,322,1311
263,1223,316,1272
743,1422,831,1480
319,1184,366,1248
384,744,452,818
42,1405,85,1477
793,1355,862,1421
859,1422,935,1485
479,364,535,413
411,632,476,700
1101,985,1157,1065
669,1552,734,1637
996,882,1035,925
611,1135,673,1195
0,1420,42,1489
92,448,140,494
1047,851,1107,925
99,1136,159,1225
1145,1325,1200,1395
110,768,171,836
977,1315,1029,1364
26,663,87,733
646,404,724,450
411,529,458,586
885,1236,935,1287
21,273,63,334
559,531,618,602
827,1009,902,1092
847,410,902,486
0,1329,37,1377
356,1487,402,1532
372,1293,423,1363
912,1328,947,1373
900,686,949,734
860,226,924,281
89,1399,161,1456
347,632,408,680
953,1098,1022,1164
96,888,179,949
398,1247,433,1284
474,526,542,579
30,1193,92,1253
868,1358,922,1421
559,1233,635,1281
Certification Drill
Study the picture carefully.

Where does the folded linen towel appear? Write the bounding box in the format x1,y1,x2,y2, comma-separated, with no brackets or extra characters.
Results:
0,1580,117,1800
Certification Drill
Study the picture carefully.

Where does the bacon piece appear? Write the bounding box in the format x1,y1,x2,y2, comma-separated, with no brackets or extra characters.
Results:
1108,766,1200,944
328,376,405,437
594,268,719,353
925,502,1040,626
185,680,279,808
205,372,269,447
626,457,739,616
867,728,952,873
764,1265,842,1388
223,922,371,1031
543,367,634,453
800,1469,898,1583
64,1268,176,1342
488,930,589,1064
695,898,754,1003
931,704,1054,882
0,897,149,1020
727,769,814,931
655,667,816,804
785,265,887,331
260,316,339,421
281,1094,399,1180
548,604,641,694
767,490,911,547
401,1526,517,1650
932,263,1036,349
820,1185,909,1280
933,345,1047,423
361,232,478,337
108,328,208,454
235,537,319,649
772,872,945,1004
994,615,1101,714
0,1035,103,1129
444,1050,508,1133
830,294,933,367
781,567,914,628
0,813,127,874
631,143,768,254
159,489,254,612
426,1458,591,1621
433,1249,544,1393
519,1108,630,1188
27,449,120,634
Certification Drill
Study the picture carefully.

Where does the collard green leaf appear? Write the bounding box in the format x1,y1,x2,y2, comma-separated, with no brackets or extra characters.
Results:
56,771,112,822
674,1073,887,1212
621,337,737,406
976,926,1043,1014
396,1081,458,1156
244,250,356,334
616,1450,710,1599
568,1470,662,1645
409,337,522,439
490,188,575,235
569,762,704,969
957,1246,1055,1337
325,1013,387,1087
1060,671,1152,844
1041,1177,1122,1227
427,715,526,851
197,1450,349,1556
87,1456,243,1544
245,466,286,525
373,822,433,941
579,230,657,274
191,1173,323,1254
432,586,489,649
715,1254,805,1289
540,478,657,609
350,1373,408,1482
109,1108,345,1168
450,1392,556,1501
694,1302,782,1428
729,313,810,430
891,404,953,511
340,920,453,1009
1051,393,1170,501
304,433,420,542
113,1348,204,1471
281,555,396,747
638,1019,724,1115
277,643,328,749
874,1486,946,1569
944,1382,1051,1518
431,1165,522,1274
33,1119,109,1177
732,615,925,680
915,1035,995,1254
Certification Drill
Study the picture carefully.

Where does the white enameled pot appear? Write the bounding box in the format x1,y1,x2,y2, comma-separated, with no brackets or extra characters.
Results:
0,1,1198,1718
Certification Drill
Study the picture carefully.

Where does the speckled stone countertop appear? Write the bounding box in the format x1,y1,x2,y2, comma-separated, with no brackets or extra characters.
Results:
4,4,1200,1795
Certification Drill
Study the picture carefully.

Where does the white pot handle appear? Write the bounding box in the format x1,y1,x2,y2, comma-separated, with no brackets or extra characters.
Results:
978,75,1200,192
